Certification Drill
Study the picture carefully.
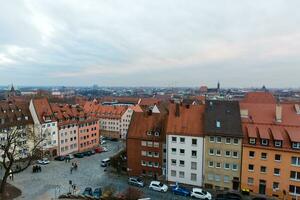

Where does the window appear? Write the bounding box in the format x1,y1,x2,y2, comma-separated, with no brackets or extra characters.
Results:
216,149,221,156
224,175,230,183
141,141,146,146
147,141,153,147
216,121,221,128
215,175,221,182
171,148,176,154
274,140,282,147
180,149,185,155
171,170,176,177
209,161,214,167
224,163,230,170
141,161,146,166
208,174,214,181
180,137,185,143
171,159,176,166
248,164,254,171
248,177,254,185
192,150,197,158
273,182,279,190
192,138,197,145
291,157,300,166
274,168,280,176
260,166,267,173
289,185,300,195
216,136,222,143
249,138,256,144
225,138,231,144
233,151,238,158
275,154,281,162
290,171,300,181
232,164,238,171
209,149,214,155
179,160,185,167
191,162,197,170
233,138,239,144
261,152,267,160
216,162,221,168
191,173,197,181
249,151,255,158
172,137,177,142
225,151,231,157
261,139,269,146
141,151,147,156
154,152,159,158
292,142,300,149
153,142,159,148
179,171,185,178
147,152,152,157
209,136,215,142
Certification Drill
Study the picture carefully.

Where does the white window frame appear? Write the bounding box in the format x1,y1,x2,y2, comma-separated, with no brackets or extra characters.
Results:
274,140,282,147
249,138,256,144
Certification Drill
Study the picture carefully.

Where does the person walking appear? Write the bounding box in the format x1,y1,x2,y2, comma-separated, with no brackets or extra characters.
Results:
70,166,73,174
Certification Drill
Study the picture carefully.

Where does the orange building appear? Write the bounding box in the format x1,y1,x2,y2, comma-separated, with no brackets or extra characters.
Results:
77,115,99,152
240,92,300,200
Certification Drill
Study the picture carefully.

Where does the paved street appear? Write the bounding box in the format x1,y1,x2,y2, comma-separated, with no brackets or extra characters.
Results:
2,140,253,200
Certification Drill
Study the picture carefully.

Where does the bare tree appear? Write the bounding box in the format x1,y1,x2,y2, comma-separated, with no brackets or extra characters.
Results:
0,127,44,198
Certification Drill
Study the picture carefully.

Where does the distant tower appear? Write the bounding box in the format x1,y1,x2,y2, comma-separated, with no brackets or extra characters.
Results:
217,81,220,91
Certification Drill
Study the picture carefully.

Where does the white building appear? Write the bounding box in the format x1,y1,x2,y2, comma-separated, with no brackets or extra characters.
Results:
167,135,204,186
166,103,206,186
29,98,59,157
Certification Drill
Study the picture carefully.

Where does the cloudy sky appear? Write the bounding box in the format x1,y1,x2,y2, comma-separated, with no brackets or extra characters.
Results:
0,0,299,87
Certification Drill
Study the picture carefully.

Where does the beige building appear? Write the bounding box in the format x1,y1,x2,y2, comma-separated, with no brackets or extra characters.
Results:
203,100,243,191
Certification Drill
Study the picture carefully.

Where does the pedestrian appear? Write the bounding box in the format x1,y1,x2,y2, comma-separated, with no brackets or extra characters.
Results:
74,163,77,171
70,166,73,174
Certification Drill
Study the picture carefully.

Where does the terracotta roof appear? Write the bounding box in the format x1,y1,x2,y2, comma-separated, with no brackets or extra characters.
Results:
83,101,127,119
166,103,205,137
127,111,167,140
0,101,33,129
50,103,85,126
98,97,139,104
32,98,56,123
241,92,276,104
205,100,243,138
270,126,283,140
257,125,270,139
246,125,257,138
285,127,300,142
138,98,161,106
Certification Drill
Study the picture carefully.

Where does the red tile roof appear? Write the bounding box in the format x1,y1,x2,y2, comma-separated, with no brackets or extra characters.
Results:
270,126,283,140
257,125,270,139
33,98,56,123
166,103,205,137
241,92,276,104
285,127,300,142
83,101,127,119
246,125,257,138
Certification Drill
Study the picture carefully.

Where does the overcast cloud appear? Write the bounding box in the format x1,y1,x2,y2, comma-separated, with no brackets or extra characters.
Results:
0,0,299,87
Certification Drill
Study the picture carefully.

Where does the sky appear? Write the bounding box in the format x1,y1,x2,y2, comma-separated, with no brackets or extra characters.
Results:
0,0,300,88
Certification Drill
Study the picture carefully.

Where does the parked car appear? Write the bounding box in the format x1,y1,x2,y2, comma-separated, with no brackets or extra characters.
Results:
172,186,190,196
149,181,168,192
100,140,107,145
74,153,84,158
101,158,110,167
54,156,65,161
215,192,241,200
65,154,74,160
94,147,103,153
37,158,50,165
93,188,102,199
128,177,144,187
102,147,108,152
190,188,212,199
83,151,92,156
82,187,93,196
91,150,96,155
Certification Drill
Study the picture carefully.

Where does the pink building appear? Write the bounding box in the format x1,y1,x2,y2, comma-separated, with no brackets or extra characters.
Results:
78,116,99,152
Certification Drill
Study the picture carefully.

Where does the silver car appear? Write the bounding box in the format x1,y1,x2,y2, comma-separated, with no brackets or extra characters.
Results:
128,177,144,187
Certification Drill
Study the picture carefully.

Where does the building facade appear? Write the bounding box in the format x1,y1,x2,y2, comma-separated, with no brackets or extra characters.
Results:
204,100,243,191
78,117,99,152
127,111,166,178
240,92,300,200
30,98,59,157
166,103,205,186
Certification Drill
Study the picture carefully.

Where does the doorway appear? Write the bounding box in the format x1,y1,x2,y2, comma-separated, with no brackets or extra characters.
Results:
259,180,266,195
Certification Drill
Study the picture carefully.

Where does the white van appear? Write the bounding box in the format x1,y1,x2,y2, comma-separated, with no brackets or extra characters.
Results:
101,158,110,167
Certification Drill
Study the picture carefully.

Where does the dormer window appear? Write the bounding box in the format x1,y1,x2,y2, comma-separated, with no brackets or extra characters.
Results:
24,116,28,120
261,139,269,146
17,117,21,121
249,138,256,145
147,131,152,136
274,140,282,148
154,131,160,136
292,142,300,150
216,121,221,128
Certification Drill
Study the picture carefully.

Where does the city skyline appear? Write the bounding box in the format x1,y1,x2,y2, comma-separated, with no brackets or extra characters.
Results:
1,0,300,87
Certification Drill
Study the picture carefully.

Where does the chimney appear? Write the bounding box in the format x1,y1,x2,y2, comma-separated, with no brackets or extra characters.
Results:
240,109,248,118
295,104,300,115
175,103,180,117
276,104,282,123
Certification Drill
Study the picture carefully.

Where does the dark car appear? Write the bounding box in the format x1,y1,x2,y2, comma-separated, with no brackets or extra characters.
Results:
54,156,65,161
82,187,93,196
128,177,144,187
74,153,84,158
93,188,102,199
171,186,190,197
216,192,242,200
91,150,96,155
83,151,92,156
